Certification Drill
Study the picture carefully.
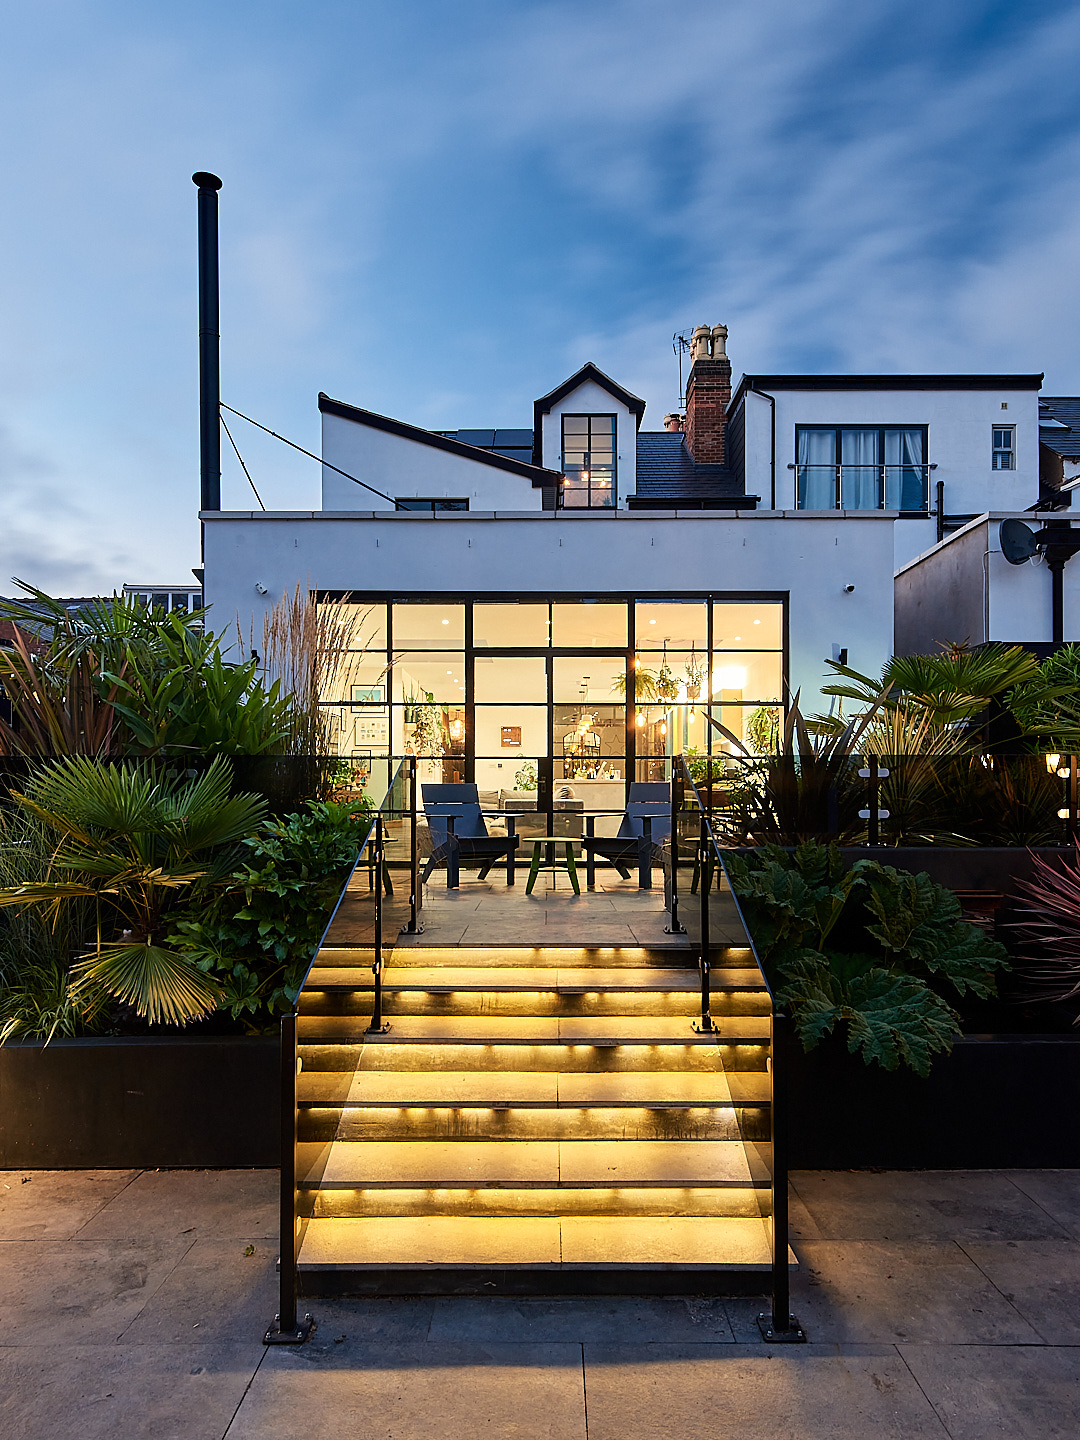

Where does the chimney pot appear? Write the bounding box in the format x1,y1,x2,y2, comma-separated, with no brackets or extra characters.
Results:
664,413,684,432
684,322,732,466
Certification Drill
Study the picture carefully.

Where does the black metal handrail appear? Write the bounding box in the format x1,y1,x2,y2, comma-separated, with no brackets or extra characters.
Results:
265,754,419,1344
669,754,804,1344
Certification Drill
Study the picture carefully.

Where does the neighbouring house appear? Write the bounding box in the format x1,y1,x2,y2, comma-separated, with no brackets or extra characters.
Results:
202,324,1079,834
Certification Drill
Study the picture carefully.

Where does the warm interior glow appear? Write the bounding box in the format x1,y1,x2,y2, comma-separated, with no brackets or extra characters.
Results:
1046,753,1062,773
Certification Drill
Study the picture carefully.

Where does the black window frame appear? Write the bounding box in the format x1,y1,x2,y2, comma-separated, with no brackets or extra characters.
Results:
560,413,617,509
394,497,470,513
794,425,930,514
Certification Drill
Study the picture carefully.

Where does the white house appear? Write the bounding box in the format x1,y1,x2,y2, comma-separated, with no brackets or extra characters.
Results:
202,323,1077,833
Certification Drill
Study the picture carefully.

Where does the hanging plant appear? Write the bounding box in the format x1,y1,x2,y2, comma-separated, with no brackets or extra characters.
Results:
611,661,658,701
656,645,679,702
684,646,706,703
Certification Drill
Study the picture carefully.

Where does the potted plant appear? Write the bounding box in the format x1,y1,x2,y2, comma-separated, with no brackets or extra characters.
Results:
684,647,706,703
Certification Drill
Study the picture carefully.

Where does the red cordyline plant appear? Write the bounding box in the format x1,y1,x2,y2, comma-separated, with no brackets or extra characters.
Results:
1011,845,1080,1019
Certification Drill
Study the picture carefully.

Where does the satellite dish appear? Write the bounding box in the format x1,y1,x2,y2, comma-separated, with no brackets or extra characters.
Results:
1000,519,1039,565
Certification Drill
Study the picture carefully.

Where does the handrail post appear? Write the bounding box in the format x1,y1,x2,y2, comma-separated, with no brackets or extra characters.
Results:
367,816,390,1035
758,1009,805,1342
264,1011,312,1343
693,815,714,1033
403,755,423,934
666,761,686,935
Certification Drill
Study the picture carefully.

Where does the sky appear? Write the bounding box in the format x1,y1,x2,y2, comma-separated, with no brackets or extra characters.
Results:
2,0,1080,594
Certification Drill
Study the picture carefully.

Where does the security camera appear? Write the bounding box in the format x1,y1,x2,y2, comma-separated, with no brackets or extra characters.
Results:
843,583,856,593
255,582,268,595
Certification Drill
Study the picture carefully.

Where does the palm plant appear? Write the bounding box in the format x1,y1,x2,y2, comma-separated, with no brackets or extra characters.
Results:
0,757,267,1026
822,640,1042,727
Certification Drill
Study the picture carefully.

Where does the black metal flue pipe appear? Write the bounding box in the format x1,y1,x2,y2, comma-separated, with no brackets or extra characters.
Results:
192,172,222,517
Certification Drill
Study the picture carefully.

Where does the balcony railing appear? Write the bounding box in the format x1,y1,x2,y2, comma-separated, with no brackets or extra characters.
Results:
795,463,930,513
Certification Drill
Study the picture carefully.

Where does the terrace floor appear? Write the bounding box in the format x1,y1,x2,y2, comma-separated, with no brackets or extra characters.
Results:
2,1165,1079,1438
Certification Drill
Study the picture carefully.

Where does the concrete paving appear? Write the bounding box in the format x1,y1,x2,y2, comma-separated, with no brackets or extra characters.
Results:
1,1167,1079,1437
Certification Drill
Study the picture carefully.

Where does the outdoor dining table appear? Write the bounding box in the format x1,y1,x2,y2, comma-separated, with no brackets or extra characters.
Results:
523,834,581,895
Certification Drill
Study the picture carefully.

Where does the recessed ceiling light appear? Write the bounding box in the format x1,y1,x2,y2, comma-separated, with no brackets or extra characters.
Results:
753,619,761,625
441,618,449,625
649,619,656,625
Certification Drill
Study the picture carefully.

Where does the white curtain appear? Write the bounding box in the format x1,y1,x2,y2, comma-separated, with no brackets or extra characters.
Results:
840,429,880,509
885,429,925,511
797,430,836,508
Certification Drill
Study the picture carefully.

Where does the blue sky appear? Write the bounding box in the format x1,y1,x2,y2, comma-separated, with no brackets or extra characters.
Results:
2,0,1080,592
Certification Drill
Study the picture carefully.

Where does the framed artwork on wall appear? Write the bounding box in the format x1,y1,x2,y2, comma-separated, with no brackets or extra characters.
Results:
354,716,389,747
351,684,386,715
501,726,522,747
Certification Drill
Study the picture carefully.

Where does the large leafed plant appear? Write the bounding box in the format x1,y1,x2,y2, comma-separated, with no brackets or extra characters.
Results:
725,842,1010,1075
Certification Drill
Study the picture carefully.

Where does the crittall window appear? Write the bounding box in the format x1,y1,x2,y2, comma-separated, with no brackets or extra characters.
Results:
561,415,616,508
796,427,929,512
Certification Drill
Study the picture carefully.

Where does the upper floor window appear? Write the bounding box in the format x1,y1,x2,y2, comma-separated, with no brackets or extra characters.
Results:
992,426,1015,470
395,497,469,512
796,427,928,512
561,414,616,508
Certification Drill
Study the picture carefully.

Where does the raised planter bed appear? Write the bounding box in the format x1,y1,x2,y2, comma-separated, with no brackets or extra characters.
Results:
0,1036,278,1169
785,1031,1080,1169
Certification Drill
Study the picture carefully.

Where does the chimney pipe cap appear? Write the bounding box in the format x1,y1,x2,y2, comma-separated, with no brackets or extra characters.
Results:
192,172,223,191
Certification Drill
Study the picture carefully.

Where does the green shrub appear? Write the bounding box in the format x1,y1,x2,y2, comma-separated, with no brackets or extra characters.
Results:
169,796,373,1024
725,842,1010,1075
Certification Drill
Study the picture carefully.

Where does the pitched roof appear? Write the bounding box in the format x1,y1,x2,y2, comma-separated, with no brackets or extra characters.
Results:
632,432,756,508
1040,398,1080,460
532,364,646,465
319,394,562,486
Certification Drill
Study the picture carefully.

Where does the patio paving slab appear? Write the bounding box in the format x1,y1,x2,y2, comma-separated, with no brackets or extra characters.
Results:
791,1169,1072,1242
959,1240,1080,1343
77,1169,278,1242
899,1342,1080,1439
581,1343,948,1440
0,1341,264,1440
0,1236,195,1345
117,1235,280,1345
1006,1169,1080,1239
226,1341,587,1440
426,1295,735,1343
0,1170,138,1241
781,1240,1044,1345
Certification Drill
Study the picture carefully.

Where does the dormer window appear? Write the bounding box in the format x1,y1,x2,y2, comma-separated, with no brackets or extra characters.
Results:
561,414,616,508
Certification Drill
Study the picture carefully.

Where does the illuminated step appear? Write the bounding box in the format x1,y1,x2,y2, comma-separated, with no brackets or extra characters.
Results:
309,1138,757,1189
315,946,754,971
307,966,765,994
309,1185,768,1221
296,1215,775,1269
298,992,769,1023
298,1041,769,1075
296,1069,770,1108
296,1014,771,1044
303,1106,765,1145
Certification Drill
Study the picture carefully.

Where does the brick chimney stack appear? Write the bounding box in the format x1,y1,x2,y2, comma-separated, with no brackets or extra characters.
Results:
684,323,731,465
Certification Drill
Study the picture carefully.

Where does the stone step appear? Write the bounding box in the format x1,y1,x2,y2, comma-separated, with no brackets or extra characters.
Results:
298,1041,769,1074
297,989,770,1020
304,1138,757,1189
296,1214,775,1270
296,1013,771,1044
296,1069,771,1108
308,1185,768,1221
308,966,766,993
315,945,760,972
300,1105,769,1145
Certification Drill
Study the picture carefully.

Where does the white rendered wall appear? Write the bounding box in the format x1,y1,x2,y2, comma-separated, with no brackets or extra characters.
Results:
321,412,543,512
895,511,1080,651
739,386,1040,569
538,378,638,507
202,509,895,706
